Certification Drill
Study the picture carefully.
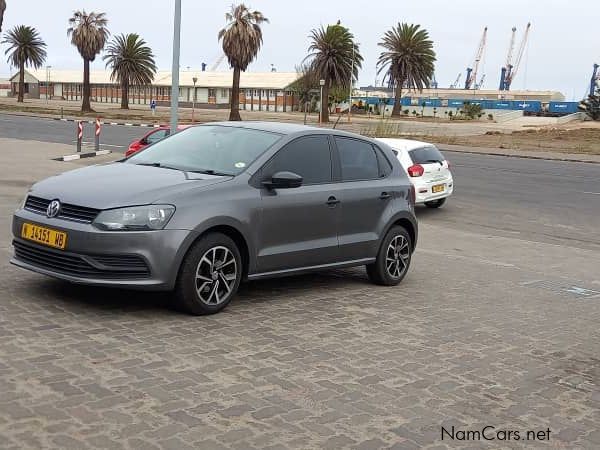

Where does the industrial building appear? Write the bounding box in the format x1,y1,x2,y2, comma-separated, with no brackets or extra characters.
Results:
8,69,302,112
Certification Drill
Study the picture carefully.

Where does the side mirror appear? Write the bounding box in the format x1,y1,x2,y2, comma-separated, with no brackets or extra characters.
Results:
262,171,303,189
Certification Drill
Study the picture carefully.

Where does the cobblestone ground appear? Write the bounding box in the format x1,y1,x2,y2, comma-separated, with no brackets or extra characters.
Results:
0,141,599,449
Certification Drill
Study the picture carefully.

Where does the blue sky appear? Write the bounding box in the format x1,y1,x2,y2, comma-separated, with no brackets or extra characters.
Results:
1,0,597,99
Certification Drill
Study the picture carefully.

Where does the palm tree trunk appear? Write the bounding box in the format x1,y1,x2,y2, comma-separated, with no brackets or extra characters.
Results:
321,76,330,123
391,83,402,117
82,58,92,113
121,80,129,109
229,67,241,121
17,64,25,103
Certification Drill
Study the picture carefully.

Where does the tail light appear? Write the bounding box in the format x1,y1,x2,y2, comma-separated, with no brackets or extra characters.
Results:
407,164,424,177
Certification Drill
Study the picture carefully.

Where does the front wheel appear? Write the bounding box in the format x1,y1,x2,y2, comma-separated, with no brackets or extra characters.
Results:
175,232,242,315
425,198,446,208
366,226,412,286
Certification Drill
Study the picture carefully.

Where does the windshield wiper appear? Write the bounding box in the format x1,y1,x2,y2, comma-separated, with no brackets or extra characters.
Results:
424,159,443,164
134,162,184,171
187,168,234,176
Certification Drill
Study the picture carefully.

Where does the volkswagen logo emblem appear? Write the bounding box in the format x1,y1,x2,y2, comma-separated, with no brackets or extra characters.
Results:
46,200,61,218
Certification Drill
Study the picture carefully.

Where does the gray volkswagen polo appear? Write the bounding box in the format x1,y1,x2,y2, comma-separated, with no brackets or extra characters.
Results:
11,122,417,315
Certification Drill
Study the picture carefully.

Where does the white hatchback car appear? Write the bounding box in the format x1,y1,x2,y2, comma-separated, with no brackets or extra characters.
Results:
376,138,453,208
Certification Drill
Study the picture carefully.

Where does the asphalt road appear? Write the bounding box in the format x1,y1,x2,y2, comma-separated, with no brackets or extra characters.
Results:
1,113,599,251
0,113,142,150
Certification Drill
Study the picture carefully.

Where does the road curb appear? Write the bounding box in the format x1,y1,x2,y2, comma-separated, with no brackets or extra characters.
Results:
439,147,600,164
53,150,112,161
53,117,160,128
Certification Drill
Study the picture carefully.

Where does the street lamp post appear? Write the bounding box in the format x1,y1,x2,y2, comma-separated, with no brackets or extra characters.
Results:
192,76,197,123
170,0,182,132
319,79,325,125
45,66,51,103
348,42,358,122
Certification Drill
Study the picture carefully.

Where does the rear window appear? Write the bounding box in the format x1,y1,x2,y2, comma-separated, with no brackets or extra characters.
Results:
409,146,445,164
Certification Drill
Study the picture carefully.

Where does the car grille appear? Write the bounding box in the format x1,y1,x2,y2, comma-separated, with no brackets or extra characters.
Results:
13,240,151,280
24,196,100,224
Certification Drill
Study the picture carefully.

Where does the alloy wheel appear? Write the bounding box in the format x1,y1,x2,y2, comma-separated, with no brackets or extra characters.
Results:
195,246,238,305
385,235,410,279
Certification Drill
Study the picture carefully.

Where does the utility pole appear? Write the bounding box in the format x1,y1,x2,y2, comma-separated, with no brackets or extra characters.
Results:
192,76,197,123
45,66,51,103
170,0,182,132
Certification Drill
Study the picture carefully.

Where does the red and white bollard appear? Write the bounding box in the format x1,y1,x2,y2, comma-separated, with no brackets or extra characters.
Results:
95,118,101,152
76,121,84,153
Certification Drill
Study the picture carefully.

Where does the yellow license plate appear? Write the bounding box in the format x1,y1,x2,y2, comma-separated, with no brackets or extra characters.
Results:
21,223,67,250
432,184,445,193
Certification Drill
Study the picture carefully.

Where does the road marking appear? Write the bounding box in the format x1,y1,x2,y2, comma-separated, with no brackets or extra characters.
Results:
71,140,124,148
583,191,600,195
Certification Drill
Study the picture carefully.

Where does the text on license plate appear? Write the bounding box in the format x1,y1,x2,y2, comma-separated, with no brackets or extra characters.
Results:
432,184,445,193
21,223,67,249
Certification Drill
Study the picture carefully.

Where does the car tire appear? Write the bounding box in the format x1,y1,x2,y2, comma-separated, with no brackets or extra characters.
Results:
175,232,242,315
425,198,446,208
366,225,412,286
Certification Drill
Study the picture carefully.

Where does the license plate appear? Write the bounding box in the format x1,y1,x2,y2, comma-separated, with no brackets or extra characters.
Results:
21,223,67,250
432,184,445,193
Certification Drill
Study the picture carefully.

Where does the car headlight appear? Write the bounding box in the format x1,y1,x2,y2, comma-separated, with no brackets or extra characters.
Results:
93,205,175,231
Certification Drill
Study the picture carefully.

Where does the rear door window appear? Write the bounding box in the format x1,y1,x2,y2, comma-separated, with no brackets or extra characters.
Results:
409,146,445,164
335,137,379,181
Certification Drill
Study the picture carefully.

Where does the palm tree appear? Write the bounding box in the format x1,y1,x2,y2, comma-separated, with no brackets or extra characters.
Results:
2,25,47,102
377,23,436,117
305,23,362,123
0,0,6,33
218,4,268,121
67,10,109,113
103,33,157,110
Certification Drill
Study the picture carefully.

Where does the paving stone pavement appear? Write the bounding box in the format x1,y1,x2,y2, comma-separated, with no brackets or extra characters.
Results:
0,140,599,449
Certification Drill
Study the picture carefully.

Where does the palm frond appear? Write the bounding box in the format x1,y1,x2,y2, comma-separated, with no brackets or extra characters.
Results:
304,24,362,90
103,33,157,86
2,25,47,69
218,3,268,71
67,9,109,62
376,23,436,92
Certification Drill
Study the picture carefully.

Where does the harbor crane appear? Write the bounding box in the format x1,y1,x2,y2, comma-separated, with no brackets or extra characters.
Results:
499,23,531,91
450,72,462,89
464,26,487,90
589,63,599,97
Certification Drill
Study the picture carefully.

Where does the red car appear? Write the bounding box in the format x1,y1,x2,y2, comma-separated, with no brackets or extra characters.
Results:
126,125,192,157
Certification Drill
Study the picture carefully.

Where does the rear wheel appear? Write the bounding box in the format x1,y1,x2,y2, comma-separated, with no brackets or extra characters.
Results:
175,232,242,315
425,198,446,208
367,226,412,286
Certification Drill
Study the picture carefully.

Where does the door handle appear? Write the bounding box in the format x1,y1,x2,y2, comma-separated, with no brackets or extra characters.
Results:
326,196,340,206
379,192,391,200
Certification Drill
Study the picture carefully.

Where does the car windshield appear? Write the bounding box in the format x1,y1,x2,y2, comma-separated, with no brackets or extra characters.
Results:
127,125,282,175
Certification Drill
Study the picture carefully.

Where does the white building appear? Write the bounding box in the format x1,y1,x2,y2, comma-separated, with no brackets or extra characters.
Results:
9,69,302,112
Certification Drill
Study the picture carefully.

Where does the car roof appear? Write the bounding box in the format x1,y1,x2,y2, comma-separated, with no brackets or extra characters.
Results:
375,137,435,152
193,121,372,140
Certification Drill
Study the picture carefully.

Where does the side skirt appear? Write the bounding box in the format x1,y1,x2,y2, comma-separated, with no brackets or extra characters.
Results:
247,258,375,281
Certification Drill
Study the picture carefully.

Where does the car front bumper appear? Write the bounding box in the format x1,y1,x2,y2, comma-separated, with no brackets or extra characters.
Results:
11,209,195,290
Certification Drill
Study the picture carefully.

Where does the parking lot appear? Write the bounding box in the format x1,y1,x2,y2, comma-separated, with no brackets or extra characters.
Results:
1,131,599,449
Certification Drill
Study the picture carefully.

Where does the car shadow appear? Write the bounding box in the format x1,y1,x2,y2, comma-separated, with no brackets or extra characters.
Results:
23,267,373,315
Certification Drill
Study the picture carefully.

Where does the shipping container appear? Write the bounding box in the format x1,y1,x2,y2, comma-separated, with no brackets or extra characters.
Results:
493,101,513,110
548,101,578,114
511,100,542,113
